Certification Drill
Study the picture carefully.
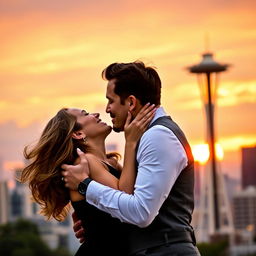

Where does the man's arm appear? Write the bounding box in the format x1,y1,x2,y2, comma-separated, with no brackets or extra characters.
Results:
85,126,188,227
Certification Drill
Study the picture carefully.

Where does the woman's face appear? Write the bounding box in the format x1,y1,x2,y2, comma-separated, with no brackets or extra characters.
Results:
67,108,112,139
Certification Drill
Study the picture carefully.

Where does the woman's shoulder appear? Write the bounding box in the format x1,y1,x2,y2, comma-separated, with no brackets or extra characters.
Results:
84,153,97,161
73,152,97,166
106,157,122,172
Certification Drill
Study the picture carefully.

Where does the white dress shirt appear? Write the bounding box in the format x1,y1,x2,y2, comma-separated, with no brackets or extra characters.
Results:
86,107,188,228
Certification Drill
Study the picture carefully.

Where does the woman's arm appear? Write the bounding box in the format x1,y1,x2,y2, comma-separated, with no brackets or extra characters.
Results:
87,104,156,194
69,157,87,202
118,104,156,193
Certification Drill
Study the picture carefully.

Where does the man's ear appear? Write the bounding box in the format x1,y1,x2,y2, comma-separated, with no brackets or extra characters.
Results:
72,131,85,140
127,95,137,111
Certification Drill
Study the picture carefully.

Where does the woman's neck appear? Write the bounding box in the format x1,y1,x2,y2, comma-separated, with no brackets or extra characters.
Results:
86,139,107,161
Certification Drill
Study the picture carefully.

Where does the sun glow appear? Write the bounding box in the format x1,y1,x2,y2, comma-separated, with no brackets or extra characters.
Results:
192,144,210,164
192,143,224,164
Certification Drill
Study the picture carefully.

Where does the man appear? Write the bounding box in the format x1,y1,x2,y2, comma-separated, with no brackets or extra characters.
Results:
62,61,201,255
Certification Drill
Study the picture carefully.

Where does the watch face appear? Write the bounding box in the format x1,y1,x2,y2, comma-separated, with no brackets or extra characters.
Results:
78,182,86,195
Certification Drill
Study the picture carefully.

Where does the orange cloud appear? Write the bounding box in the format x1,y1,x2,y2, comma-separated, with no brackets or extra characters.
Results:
0,0,255,174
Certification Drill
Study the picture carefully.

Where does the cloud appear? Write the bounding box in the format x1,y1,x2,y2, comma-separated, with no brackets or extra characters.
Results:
0,121,42,166
0,0,256,179
219,135,256,151
161,79,256,112
218,80,256,106
0,90,108,126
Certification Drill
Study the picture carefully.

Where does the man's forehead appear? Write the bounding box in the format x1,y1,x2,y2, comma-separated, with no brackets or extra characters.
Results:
107,79,116,89
106,80,116,96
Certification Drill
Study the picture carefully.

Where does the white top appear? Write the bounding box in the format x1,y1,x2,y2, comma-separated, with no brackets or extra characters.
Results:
86,107,188,228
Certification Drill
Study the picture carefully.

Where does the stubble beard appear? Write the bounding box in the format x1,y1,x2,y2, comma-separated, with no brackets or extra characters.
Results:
113,126,123,133
111,112,127,133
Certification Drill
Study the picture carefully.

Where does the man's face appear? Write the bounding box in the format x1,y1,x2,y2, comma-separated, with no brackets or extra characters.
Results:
105,79,129,132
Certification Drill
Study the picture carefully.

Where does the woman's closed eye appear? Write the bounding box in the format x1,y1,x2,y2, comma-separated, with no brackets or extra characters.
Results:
81,110,89,116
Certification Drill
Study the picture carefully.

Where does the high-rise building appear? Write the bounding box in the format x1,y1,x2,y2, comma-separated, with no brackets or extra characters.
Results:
0,158,9,224
233,186,256,231
241,146,256,189
0,180,9,224
224,174,241,202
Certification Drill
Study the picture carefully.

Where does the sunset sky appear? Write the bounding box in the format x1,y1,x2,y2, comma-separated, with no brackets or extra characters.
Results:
0,0,255,179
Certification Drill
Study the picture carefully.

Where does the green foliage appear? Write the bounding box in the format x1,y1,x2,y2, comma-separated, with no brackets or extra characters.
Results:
53,247,73,256
0,218,39,237
0,218,71,256
197,240,229,256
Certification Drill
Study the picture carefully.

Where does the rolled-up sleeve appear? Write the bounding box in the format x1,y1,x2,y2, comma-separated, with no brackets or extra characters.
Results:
86,125,187,227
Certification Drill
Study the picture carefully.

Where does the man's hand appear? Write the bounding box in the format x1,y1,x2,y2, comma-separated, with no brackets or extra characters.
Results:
61,148,90,190
72,211,85,243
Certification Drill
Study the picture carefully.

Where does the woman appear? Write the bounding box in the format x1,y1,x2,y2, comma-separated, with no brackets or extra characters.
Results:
20,104,155,255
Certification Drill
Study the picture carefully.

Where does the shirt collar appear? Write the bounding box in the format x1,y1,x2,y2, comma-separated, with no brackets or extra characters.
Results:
149,106,167,126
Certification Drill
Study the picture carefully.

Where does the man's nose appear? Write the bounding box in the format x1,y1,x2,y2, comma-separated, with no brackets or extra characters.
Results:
106,104,110,113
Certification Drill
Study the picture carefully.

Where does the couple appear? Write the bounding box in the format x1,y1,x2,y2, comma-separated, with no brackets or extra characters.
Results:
21,61,200,256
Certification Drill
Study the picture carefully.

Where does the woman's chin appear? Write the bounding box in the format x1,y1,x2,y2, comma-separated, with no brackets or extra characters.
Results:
105,126,112,136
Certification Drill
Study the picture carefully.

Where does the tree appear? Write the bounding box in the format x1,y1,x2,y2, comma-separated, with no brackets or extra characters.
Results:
0,218,71,256
197,240,229,256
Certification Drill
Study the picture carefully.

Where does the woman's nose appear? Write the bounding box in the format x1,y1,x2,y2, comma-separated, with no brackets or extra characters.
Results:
91,113,100,118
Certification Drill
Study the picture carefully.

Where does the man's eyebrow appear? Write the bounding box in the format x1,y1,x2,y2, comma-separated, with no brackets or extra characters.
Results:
81,110,87,114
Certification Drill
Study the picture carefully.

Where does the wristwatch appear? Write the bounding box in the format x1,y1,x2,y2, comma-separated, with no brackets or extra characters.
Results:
78,177,93,196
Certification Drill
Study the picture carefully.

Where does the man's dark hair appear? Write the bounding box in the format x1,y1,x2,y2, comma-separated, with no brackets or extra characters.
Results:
102,61,161,105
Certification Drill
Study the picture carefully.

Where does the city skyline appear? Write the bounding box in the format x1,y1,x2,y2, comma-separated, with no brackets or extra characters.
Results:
0,0,255,179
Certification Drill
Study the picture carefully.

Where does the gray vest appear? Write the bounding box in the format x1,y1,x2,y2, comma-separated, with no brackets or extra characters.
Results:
127,116,195,254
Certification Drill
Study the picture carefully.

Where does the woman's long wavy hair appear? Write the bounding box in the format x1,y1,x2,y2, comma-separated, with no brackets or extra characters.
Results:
20,108,88,221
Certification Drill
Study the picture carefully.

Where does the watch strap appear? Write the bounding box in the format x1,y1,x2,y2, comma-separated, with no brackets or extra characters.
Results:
78,177,92,196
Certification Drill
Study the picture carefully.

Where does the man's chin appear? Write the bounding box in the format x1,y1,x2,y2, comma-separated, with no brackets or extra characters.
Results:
113,126,123,133
113,127,122,133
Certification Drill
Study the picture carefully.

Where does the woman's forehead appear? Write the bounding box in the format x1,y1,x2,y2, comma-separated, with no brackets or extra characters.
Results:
66,108,79,116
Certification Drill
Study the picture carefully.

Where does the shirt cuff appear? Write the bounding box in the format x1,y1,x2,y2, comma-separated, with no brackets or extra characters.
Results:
86,180,121,211
86,180,102,206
